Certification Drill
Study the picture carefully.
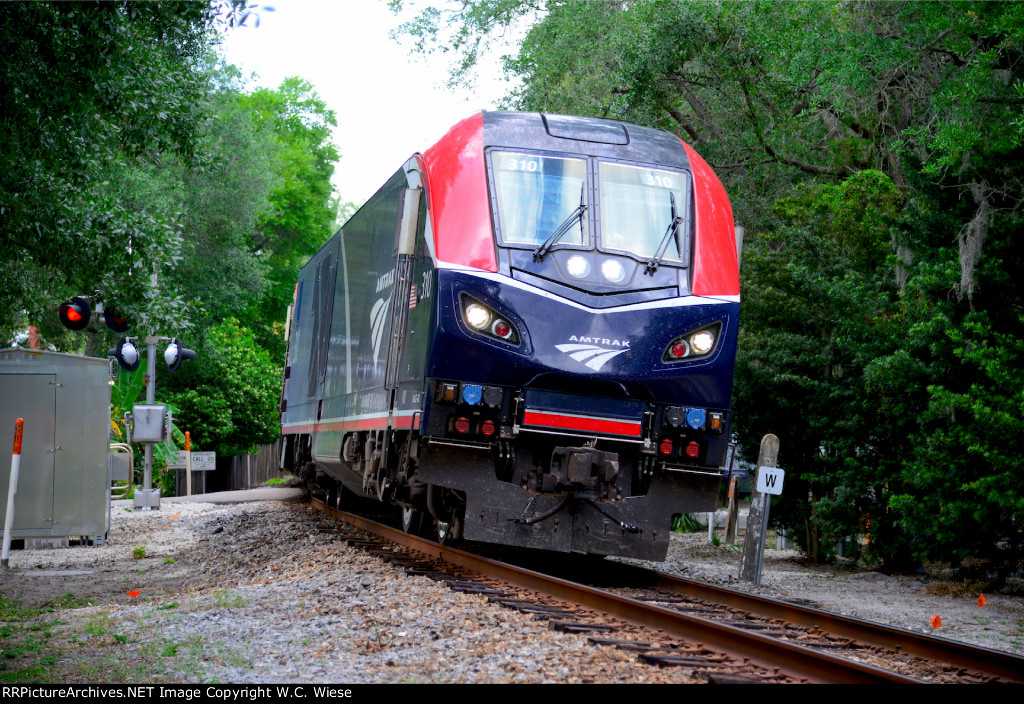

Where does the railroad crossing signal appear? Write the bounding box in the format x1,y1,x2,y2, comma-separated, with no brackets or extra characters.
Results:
108,337,195,374
58,297,91,331
108,338,141,372
163,338,195,373
58,297,131,333
100,307,130,333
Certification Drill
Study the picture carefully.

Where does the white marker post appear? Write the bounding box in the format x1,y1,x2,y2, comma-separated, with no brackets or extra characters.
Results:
2,418,24,572
740,434,784,585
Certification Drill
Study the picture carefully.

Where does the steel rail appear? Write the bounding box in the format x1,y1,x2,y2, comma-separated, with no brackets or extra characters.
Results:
625,565,1024,684
315,499,920,684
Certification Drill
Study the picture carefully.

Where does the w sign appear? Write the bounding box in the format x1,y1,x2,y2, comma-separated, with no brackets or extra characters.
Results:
756,465,785,495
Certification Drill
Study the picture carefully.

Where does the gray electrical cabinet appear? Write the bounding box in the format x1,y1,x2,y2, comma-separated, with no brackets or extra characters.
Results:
0,347,111,543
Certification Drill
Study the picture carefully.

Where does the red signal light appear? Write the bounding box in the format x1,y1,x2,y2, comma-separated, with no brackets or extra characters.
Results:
58,297,91,331
103,310,130,333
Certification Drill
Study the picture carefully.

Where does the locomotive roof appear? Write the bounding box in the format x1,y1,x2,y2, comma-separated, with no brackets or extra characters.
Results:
479,111,690,168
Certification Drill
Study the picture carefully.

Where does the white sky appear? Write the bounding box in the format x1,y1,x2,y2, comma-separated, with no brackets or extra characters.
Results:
218,1,514,207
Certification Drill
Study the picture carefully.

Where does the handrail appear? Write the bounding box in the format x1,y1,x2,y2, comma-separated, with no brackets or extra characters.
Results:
109,443,134,500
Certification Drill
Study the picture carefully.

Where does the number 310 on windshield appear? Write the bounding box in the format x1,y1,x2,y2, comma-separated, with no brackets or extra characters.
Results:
644,172,676,189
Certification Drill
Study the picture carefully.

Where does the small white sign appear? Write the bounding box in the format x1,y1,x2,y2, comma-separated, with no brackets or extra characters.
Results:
167,450,189,469
757,465,785,495
190,451,216,472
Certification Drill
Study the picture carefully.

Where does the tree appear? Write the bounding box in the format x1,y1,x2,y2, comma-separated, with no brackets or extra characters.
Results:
160,60,280,341
734,171,920,563
156,71,340,458
163,318,281,457
0,2,229,339
0,3,339,472
241,77,340,360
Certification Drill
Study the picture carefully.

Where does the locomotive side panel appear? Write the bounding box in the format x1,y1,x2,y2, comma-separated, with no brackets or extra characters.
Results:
283,168,414,484
281,237,339,432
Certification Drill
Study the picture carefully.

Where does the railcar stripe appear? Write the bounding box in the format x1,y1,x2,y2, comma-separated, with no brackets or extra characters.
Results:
522,409,642,437
282,412,418,435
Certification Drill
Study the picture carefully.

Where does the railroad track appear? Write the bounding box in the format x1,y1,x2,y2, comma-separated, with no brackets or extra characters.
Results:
311,496,1024,684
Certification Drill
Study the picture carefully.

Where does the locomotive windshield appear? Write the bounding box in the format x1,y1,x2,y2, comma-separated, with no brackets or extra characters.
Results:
492,151,589,246
490,150,690,266
598,162,689,263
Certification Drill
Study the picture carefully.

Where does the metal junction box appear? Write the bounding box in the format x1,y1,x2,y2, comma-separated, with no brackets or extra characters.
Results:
131,403,167,443
0,347,111,543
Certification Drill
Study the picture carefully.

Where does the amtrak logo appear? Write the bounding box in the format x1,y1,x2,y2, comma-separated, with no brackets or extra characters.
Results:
370,294,392,364
555,343,629,371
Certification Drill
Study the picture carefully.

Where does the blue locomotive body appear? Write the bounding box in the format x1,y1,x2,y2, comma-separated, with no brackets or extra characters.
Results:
281,112,740,560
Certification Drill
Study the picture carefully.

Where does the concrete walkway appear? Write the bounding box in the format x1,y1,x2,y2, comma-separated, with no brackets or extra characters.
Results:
112,486,305,509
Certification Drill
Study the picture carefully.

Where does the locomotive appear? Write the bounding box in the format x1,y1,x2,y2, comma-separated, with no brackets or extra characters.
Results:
280,112,740,561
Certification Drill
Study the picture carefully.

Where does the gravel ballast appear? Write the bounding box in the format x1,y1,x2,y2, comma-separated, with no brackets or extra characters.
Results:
1,494,1021,683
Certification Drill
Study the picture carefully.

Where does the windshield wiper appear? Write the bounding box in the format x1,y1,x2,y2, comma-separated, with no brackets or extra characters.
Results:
533,184,587,262
644,192,683,275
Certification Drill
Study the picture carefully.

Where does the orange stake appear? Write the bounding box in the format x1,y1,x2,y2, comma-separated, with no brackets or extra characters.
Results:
2,418,25,570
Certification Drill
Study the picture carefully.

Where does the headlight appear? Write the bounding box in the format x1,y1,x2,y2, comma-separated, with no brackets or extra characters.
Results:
662,322,721,362
460,294,521,344
464,302,491,330
566,255,590,278
690,330,715,355
601,259,626,283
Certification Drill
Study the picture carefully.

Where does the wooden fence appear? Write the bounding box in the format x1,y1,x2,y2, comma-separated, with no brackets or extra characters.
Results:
223,438,284,491
174,438,285,495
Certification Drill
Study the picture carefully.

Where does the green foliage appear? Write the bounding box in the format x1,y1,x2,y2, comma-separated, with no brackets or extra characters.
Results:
396,0,1024,570
240,76,340,360
142,67,339,365
110,364,147,442
166,66,279,333
892,310,1024,572
735,171,916,563
389,0,540,90
0,6,338,464
0,2,222,334
163,318,281,457
151,69,337,461
671,513,705,533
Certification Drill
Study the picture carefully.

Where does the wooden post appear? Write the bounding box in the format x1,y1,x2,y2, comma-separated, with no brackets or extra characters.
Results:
185,431,192,497
724,476,739,544
739,434,779,584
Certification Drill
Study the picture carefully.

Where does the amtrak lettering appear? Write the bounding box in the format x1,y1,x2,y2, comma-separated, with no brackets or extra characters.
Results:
566,335,630,348
375,269,395,293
